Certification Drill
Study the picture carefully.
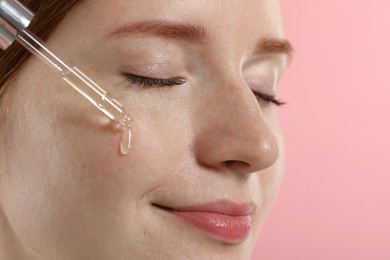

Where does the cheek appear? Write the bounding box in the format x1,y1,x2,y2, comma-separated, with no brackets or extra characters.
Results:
0,73,192,254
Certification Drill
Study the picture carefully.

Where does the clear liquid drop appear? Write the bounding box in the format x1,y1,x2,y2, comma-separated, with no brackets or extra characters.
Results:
120,126,131,155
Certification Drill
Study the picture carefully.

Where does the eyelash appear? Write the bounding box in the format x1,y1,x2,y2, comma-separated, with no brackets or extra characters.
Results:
253,91,286,106
124,73,285,106
125,73,186,88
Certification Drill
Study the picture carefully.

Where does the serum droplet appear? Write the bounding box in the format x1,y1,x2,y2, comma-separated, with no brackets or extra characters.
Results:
120,126,132,155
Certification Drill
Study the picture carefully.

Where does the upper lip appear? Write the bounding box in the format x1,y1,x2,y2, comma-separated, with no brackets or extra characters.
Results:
155,200,257,216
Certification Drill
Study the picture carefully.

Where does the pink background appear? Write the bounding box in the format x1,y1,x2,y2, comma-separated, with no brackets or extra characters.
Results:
253,0,390,259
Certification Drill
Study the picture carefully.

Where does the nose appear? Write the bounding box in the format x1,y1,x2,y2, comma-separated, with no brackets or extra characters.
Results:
192,77,279,176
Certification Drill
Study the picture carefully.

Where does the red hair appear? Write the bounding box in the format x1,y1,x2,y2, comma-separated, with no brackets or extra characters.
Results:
0,0,84,98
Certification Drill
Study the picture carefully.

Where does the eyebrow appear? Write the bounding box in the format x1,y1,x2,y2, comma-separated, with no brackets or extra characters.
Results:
108,21,293,59
255,38,293,60
108,21,209,43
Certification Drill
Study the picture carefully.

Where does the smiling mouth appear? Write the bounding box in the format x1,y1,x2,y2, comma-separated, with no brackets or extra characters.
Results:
153,200,256,243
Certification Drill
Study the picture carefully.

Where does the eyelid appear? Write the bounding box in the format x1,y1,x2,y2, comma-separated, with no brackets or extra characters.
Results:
252,90,286,106
123,72,186,88
122,72,284,105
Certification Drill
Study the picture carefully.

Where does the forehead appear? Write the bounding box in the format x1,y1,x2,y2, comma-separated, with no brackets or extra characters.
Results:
62,0,285,41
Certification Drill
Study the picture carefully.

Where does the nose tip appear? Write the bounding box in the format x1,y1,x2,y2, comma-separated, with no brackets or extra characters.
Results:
248,136,280,172
195,125,280,175
193,94,280,176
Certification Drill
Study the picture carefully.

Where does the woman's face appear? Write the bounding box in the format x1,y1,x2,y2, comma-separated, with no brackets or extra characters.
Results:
0,0,288,259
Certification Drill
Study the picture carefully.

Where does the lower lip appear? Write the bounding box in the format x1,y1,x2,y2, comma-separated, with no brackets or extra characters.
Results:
171,210,252,243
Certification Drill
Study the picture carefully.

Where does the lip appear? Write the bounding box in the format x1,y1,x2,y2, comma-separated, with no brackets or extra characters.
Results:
155,200,256,243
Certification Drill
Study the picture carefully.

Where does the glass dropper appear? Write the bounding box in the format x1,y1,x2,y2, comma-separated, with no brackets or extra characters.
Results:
0,0,133,155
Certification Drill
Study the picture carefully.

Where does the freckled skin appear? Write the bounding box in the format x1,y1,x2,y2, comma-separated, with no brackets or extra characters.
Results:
0,0,286,259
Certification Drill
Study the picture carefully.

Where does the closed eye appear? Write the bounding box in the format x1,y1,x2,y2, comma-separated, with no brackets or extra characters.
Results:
252,90,286,106
123,73,285,106
124,73,186,88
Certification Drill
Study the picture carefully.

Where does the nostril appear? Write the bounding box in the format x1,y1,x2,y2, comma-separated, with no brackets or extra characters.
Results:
224,160,250,168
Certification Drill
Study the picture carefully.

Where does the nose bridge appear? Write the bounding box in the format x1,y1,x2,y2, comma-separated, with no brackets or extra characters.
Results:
192,74,279,175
